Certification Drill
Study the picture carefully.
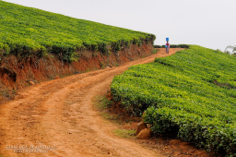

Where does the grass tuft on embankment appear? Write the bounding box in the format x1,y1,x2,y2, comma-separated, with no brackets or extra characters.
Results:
110,45,235,156
0,0,155,62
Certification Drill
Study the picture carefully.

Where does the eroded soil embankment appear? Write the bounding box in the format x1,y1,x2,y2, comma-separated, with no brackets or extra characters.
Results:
0,43,153,104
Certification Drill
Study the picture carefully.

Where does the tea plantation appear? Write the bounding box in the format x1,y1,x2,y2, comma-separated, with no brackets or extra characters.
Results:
0,0,155,62
111,45,235,156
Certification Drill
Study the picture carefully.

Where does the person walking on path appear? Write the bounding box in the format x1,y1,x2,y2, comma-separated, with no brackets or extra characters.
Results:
165,38,170,54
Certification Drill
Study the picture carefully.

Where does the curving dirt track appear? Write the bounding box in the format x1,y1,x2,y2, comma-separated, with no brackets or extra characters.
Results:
0,48,183,157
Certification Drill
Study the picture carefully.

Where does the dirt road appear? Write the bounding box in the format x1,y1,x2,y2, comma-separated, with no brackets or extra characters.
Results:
0,48,183,157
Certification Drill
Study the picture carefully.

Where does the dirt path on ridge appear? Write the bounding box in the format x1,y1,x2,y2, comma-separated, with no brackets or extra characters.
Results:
0,48,183,157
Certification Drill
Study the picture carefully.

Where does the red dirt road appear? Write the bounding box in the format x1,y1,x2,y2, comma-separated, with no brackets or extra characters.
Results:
0,48,183,157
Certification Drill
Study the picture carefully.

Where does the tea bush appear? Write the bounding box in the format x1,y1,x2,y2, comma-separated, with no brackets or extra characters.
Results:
110,45,235,156
0,1,155,62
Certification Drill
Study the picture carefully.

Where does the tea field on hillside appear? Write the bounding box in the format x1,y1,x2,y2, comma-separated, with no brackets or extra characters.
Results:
111,45,235,156
0,0,155,62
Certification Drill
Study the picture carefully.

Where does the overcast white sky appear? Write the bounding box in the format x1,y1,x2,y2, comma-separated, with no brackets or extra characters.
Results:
3,0,236,51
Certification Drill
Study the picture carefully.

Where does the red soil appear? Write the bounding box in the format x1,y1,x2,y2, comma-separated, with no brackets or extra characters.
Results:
0,43,153,104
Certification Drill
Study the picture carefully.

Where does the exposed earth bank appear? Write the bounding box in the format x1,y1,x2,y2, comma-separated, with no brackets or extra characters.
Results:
0,43,153,104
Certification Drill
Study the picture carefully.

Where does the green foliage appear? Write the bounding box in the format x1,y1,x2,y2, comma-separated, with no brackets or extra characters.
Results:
154,44,190,48
153,45,161,48
170,44,178,48
152,49,159,54
111,41,121,53
113,129,136,138
144,106,234,156
110,45,235,156
0,1,155,62
178,44,190,48
94,96,112,110
70,52,80,62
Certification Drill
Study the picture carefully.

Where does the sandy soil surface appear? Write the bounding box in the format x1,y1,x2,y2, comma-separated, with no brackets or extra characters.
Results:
0,48,183,157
